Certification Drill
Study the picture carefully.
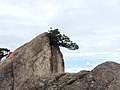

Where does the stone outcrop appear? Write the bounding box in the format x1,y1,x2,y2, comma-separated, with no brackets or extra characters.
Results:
0,32,120,90
0,32,64,90
14,61,120,90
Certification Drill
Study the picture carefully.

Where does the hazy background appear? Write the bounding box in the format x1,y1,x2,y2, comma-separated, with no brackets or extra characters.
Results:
0,0,120,72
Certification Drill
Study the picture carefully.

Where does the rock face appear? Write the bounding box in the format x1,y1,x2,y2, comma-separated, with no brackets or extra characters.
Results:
0,32,120,90
0,32,64,90
15,61,120,90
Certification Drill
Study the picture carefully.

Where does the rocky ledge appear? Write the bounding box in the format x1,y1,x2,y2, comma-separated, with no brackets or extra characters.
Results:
16,61,120,90
0,32,120,90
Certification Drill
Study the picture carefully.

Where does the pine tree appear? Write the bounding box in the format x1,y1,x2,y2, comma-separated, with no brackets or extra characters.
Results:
48,28,79,50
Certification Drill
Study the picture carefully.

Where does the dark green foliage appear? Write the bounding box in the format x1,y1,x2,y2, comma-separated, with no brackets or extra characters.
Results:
48,28,79,50
0,48,10,61
0,48,10,52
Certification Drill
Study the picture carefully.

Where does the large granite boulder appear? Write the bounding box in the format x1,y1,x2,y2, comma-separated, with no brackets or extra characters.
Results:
15,61,120,90
0,32,64,90
0,32,120,90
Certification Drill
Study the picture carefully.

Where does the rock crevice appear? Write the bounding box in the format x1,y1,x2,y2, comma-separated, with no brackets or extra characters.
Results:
0,32,120,90
0,32,64,90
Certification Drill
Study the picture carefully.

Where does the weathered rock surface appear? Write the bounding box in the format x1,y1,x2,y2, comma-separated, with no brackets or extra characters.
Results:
14,61,120,90
0,32,64,90
0,32,120,90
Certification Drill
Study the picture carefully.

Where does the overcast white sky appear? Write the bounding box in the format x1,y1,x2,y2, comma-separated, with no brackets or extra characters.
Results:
0,0,120,72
